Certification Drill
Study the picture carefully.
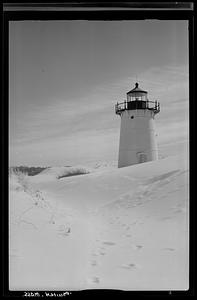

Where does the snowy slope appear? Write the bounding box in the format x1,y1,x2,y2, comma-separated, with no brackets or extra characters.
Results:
9,154,189,290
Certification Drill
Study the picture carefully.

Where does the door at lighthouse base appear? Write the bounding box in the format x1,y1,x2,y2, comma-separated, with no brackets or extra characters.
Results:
137,152,147,163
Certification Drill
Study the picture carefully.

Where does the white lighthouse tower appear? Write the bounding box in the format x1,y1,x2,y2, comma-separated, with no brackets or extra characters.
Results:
115,82,160,168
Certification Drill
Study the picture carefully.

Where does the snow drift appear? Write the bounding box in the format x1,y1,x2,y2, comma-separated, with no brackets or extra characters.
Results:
9,153,189,291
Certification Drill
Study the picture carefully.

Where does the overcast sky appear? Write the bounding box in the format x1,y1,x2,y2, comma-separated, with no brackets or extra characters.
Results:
9,20,189,166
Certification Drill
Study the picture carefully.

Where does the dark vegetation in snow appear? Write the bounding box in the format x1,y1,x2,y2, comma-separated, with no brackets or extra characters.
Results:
9,166,49,176
57,168,90,179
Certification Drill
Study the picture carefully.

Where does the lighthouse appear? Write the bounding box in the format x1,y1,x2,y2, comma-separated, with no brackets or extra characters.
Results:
115,82,160,168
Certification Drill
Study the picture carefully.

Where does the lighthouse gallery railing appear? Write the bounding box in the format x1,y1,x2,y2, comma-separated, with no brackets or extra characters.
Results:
115,100,160,115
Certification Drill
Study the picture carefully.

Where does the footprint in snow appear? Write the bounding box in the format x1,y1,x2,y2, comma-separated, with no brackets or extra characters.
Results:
162,247,175,251
99,250,106,256
92,277,100,284
130,244,143,251
130,221,137,226
125,234,132,237
173,208,186,214
120,263,138,270
91,260,98,266
87,277,100,284
92,247,106,256
102,241,116,246
57,225,71,236
135,245,143,250
160,216,173,221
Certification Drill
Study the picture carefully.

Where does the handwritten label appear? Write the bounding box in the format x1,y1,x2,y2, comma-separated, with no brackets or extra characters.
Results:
23,291,71,297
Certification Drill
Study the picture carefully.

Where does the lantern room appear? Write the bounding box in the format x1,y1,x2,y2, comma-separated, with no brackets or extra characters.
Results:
115,82,160,115
126,82,148,102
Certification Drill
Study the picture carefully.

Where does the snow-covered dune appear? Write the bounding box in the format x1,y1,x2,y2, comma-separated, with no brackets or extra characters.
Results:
9,154,189,291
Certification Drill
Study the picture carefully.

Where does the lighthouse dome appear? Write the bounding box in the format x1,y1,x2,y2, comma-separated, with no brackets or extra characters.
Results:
127,82,148,96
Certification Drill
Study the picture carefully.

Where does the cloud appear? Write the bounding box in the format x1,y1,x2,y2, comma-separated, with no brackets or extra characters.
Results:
9,127,119,166
10,64,189,166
